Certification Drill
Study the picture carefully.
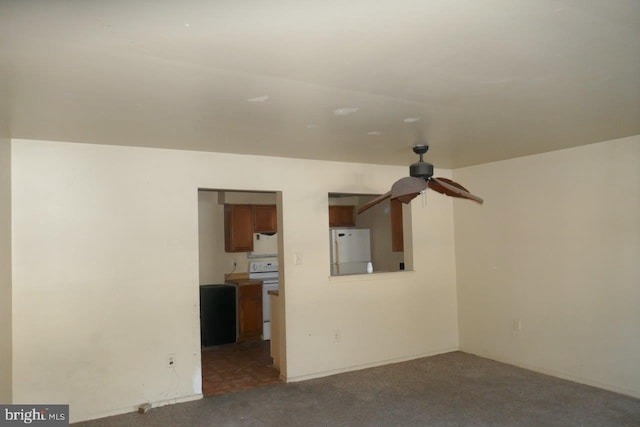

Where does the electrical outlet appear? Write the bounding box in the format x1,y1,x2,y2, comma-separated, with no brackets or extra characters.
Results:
334,330,341,343
167,353,176,368
512,319,522,332
232,259,238,269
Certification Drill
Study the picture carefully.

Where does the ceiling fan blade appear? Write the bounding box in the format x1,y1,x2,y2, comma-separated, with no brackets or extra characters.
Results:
357,191,391,214
429,177,470,194
430,177,484,204
394,193,421,204
391,176,428,199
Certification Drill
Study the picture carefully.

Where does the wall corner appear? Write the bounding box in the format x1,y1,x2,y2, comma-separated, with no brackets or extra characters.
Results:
0,137,12,403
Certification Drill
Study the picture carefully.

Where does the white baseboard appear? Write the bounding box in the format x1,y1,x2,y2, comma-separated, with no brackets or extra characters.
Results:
151,393,203,409
74,393,203,424
285,347,459,383
460,349,640,400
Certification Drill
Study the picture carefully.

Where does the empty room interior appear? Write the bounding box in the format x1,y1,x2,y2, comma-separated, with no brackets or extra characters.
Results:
0,1,639,424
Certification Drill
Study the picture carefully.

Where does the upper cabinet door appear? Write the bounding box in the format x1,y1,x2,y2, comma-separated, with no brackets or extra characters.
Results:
254,205,277,233
224,204,254,252
328,205,355,227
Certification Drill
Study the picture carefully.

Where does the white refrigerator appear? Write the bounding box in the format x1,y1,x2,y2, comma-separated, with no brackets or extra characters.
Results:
330,228,372,276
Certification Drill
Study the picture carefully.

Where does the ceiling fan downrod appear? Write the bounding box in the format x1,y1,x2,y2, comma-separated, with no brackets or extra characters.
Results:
410,144,433,179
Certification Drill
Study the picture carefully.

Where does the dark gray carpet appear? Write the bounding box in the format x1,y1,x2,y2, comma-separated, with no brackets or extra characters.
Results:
74,351,640,426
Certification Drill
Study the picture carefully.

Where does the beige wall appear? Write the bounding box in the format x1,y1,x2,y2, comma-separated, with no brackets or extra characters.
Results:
355,198,405,272
453,135,640,398
0,138,11,403
11,139,459,422
198,191,227,283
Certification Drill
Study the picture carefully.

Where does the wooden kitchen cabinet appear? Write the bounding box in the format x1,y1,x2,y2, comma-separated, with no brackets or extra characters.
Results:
391,199,404,252
329,205,355,227
254,204,277,233
236,283,263,342
224,204,254,252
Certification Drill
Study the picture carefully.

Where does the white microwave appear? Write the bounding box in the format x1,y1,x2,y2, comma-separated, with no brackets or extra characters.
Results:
248,232,278,258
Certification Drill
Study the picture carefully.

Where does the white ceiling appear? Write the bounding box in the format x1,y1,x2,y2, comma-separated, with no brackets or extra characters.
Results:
1,0,638,168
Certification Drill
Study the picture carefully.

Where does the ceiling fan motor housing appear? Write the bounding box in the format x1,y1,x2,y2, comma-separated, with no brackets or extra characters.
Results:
410,161,433,179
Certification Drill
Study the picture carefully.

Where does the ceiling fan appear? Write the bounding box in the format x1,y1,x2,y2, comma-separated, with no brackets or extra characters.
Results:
358,144,483,214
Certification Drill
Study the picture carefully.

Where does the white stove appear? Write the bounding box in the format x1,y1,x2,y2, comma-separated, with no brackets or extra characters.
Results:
248,261,278,283
248,261,279,340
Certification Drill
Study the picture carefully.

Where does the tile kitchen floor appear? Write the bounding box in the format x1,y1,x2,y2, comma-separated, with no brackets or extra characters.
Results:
201,340,281,396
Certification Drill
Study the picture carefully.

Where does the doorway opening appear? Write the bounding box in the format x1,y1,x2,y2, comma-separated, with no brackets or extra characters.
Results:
197,189,284,396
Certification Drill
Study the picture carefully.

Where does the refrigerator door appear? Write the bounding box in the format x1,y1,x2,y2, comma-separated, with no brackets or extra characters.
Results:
331,261,369,276
331,229,371,264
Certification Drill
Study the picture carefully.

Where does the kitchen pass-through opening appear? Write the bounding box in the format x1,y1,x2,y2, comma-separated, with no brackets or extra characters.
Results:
328,193,413,276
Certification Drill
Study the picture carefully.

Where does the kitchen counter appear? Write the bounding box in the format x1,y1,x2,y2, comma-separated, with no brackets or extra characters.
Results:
225,278,263,286
225,273,263,286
